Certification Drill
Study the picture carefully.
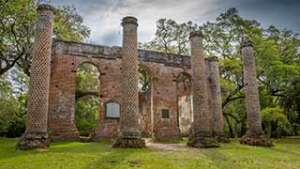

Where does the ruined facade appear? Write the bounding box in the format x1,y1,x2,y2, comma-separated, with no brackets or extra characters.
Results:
20,5,226,148
48,39,224,141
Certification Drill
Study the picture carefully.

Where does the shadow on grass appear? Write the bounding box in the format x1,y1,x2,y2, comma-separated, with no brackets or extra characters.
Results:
200,146,231,169
51,140,150,168
49,141,110,153
0,137,151,169
274,137,300,144
202,138,300,169
270,137,300,156
0,138,36,161
0,138,112,161
85,148,148,169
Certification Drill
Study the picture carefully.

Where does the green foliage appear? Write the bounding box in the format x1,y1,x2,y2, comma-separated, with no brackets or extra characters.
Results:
262,107,292,138
75,96,99,136
76,63,100,92
54,6,90,42
0,0,36,75
141,18,197,55
0,0,90,76
0,74,27,137
142,8,300,138
138,66,151,93
75,63,100,136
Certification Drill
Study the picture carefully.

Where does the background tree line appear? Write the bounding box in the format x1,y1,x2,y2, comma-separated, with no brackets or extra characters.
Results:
141,8,300,138
0,0,299,138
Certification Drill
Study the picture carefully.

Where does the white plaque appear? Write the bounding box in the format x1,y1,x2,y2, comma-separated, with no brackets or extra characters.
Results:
106,102,120,118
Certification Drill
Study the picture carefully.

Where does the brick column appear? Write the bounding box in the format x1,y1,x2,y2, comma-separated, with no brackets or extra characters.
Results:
187,32,219,148
207,57,228,142
113,16,145,148
240,36,272,147
17,4,54,149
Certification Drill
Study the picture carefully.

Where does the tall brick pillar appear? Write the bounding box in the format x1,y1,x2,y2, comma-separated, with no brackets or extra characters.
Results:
207,57,228,142
187,32,219,148
17,4,54,149
113,16,145,148
240,36,272,147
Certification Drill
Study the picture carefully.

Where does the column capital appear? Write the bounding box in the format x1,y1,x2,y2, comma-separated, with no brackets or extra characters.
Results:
122,16,138,27
37,4,55,12
241,35,253,48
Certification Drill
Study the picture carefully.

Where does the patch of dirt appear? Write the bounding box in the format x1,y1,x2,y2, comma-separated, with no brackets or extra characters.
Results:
145,139,199,152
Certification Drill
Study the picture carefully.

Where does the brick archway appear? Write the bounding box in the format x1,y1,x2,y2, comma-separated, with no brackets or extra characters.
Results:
75,62,101,137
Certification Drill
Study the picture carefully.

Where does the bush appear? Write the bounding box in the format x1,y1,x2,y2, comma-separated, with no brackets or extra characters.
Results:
0,79,26,138
262,107,292,138
75,96,99,136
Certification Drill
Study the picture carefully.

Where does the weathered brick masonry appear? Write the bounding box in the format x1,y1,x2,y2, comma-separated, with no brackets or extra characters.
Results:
240,36,272,147
48,37,223,141
112,16,145,147
18,4,54,149
187,32,219,148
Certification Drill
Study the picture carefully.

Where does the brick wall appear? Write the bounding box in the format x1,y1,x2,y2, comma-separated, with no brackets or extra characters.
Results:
49,39,220,141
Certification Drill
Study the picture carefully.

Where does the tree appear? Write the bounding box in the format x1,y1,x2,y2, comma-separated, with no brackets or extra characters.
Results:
142,8,300,137
75,96,99,136
0,0,90,137
141,18,197,55
202,9,300,137
0,0,90,76
0,72,27,137
262,107,292,138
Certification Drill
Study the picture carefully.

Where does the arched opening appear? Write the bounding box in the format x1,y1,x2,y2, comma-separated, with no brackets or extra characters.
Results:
75,62,100,137
138,65,152,137
176,72,192,136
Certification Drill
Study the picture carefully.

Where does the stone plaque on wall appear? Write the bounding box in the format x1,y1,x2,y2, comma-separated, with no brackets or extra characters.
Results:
105,102,120,118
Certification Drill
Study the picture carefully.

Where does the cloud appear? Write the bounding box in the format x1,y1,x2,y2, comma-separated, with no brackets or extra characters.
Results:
51,0,221,45
51,0,300,46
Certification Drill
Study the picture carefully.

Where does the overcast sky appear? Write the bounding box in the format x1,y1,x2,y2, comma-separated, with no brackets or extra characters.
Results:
50,0,300,46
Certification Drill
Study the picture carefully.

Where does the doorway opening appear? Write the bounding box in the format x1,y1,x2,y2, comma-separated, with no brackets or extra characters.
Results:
176,72,192,136
138,65,152,137
75,62,100,137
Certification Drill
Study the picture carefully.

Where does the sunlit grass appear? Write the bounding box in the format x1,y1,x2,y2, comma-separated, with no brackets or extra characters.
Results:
0,137,299,169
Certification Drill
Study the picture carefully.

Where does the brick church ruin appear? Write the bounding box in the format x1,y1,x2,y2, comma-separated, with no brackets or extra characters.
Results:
18,4,271,149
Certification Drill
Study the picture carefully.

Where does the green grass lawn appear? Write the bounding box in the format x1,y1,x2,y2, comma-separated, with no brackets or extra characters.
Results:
0,138,299,169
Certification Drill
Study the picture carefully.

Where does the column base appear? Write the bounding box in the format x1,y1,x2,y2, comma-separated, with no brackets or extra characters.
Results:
240,132,272,147
112,137,146,148
17,132,50,150
187,132,219,148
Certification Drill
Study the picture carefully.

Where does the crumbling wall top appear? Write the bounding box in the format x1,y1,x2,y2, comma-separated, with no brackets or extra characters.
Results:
52,39,192,68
